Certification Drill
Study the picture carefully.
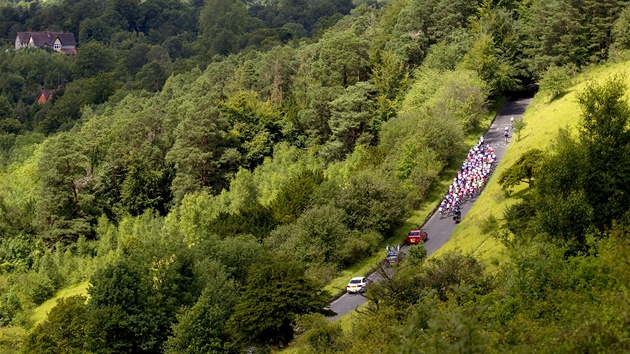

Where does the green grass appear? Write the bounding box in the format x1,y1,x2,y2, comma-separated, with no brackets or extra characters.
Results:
30,281,89,326
434,60,630,270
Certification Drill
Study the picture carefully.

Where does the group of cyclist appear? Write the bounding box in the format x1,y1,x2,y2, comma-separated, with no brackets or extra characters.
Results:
438,135,497,220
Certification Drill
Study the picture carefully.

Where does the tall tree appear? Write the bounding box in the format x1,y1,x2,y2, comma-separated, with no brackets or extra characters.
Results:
164,262,238,354
23,295,90,353
197,0,248,55
323,82,377,160
34,132,94,245
227,255,334,348
578,76,630,230
314,30,369,87
166,106,224,203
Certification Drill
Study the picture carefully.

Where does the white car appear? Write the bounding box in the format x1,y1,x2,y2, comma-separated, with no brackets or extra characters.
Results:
346,276,371,294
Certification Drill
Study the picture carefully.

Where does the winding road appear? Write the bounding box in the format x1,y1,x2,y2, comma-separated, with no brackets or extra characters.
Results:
328,95,534,321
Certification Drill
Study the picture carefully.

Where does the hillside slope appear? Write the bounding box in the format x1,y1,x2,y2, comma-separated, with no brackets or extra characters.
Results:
436,60,630,266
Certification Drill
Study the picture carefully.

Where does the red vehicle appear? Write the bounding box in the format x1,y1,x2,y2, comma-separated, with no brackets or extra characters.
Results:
405,229,428,245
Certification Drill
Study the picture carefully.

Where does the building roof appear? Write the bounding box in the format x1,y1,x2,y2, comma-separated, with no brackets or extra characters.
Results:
37,89,56,103
17,31,77,47
61,47,77,55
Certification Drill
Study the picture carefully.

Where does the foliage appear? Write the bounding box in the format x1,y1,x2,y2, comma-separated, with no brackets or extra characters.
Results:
3,0,630,352
538,65,574,100
227,255,334,348
612,5,630,50
512,118,527,141
314,30,370,88
270,169,324,224
23,295,89,353
498,148,544,192
520,0,626,73
34,132,95,245
459,33,519,94
576,76,630,231
334,170,406,236
166,106,226,203
164,263,238,354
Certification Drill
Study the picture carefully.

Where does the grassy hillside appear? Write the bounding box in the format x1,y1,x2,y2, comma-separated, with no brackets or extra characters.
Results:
434,60,630,267
29,281,89,325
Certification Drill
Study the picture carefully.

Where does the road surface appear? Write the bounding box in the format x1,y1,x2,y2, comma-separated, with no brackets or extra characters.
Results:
328,95,533,321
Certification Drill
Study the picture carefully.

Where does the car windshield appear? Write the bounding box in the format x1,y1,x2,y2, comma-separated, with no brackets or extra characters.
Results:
349,279,362,284
409,231,420,236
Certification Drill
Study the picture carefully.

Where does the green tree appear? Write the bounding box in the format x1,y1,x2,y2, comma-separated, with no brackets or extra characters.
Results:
314,30,369,87
212,234,262,284
23,295,89,354
78,17,113,44
270,169,324,224
499,148,544,192
334,170,406,235
459,33,519,94
578,76,630,231
85,249,195,354
34,133,94,245
322,82,377,161
428,69,488,131
539,65,573,100
73,41,115,78
0,95,12,119
227,255,334,348
530,130,594,248
134,60,170,92
166,106,224,203
207,203,277,241
218,91,282,170
612,5,630,50
512,119,527,141
85,258,152,353
197,0,248,55
265,204,352,269
120,162,172,216
164,263,238,354
40,73,119,133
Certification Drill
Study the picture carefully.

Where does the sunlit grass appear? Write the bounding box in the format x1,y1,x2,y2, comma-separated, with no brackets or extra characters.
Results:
435,60,630,270
30,281,89,326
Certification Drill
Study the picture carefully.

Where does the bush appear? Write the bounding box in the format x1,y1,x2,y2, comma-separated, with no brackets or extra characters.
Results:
334,171,406,236
538,65,575,100
25,273,56,305
0,291,22,326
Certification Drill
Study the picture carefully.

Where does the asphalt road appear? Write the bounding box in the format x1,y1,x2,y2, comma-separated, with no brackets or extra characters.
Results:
328,95,534,321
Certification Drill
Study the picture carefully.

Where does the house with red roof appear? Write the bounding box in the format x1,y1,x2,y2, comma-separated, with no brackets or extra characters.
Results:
15,31,77,55
37,88,57,103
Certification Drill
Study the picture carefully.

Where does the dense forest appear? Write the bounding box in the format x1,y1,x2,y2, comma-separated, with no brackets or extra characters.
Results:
0,0,630,352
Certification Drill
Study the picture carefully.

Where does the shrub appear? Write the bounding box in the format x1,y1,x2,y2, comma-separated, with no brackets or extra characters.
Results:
538,65,574,100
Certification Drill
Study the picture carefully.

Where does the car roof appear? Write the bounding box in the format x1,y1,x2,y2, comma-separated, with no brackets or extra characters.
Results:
350,276,364,281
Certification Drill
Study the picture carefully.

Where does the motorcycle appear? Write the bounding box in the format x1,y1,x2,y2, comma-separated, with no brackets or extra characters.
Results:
453,208,462,223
